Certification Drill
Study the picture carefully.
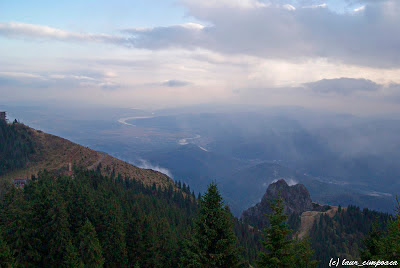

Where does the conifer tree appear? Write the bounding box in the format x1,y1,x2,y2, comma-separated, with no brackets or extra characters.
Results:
0,227,15,268
126,208,145,266
292,235,319,268
44,193,75,266
258,193,293,268
182,182,242,268
1,188,39,265
380,198,400,259
64,240,83,268
78,219,104,268
100,198,128,267
361,220,384,260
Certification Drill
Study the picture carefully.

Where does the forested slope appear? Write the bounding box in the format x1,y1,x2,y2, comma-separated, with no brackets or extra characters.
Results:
0,168,261,267
310,205,391,267
0,120,35,177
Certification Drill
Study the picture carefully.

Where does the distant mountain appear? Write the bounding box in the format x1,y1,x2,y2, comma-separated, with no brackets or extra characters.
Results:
241,179,313,227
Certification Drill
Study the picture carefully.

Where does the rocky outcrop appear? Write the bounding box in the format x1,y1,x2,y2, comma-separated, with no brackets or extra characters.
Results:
241,179,313,228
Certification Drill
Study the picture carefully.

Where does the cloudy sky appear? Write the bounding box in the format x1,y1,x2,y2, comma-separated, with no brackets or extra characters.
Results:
1,0,400,114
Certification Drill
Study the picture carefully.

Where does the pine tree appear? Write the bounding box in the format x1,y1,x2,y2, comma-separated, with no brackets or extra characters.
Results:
182,182,242,268
78,219,104,268
1,188,39,266
99,198,128,267
64,240,83,268
258,193,293,268
43,192,75,266
380,198,400,259
292,235,319,268
0,227,15,268
361,219,384,260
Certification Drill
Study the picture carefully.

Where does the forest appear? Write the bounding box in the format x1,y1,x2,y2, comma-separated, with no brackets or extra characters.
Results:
0,120,35,177
0,168,263,267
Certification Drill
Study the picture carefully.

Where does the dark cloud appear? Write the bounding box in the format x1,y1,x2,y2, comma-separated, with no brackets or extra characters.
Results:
161,80,191,87
304,78,381,95
126,0,400,68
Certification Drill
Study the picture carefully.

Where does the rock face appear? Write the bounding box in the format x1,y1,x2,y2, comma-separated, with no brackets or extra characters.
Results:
241,179,313,228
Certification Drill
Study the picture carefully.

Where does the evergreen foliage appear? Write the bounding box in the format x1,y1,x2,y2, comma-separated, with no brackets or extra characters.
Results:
292,236,319,268
359,198,400,264
0,121,35,176
0,169,260,267
78,219,103,268
258,193,294,268
309,205,391,267
258,193,318,268
0,226,15,268
181,182,242,268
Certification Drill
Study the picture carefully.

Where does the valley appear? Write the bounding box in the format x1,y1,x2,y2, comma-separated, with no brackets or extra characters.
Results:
2,105,398,216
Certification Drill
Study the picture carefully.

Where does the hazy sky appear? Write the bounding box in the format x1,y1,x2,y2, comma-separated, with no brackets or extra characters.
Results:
1,0,400,114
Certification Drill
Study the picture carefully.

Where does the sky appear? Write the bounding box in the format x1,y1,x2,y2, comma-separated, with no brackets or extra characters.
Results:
1,0,400,114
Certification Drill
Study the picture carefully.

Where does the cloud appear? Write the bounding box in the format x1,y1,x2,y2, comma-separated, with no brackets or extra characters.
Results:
161,80,191,87
1,0,400,68
123,23,205,50
0,70,119,90
271,178,299,186
129,0,400,68
135,159,174,178
0,22,128,45
304,78,380,95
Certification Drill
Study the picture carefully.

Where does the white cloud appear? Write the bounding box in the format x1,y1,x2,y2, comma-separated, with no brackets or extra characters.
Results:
135,159,174,178
0,70,119,90
1,0,400,68
283,4,296,10
302,3,327,9
0,22,128,45
353,5,365,12
180,0,267,9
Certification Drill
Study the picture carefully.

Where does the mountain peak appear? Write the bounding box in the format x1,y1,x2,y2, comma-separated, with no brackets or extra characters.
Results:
241,178,313,228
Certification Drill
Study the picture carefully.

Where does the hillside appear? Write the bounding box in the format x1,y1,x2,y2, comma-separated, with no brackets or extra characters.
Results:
0,122,173,189
241,179,392,268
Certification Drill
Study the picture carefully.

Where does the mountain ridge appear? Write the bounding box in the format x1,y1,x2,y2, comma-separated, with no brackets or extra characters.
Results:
0,122,174,189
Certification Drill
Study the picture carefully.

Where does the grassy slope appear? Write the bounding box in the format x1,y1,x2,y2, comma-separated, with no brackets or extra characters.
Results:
0,124,173,188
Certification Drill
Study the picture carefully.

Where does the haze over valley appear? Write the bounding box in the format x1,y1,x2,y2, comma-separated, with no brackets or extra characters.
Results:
3,104,399,216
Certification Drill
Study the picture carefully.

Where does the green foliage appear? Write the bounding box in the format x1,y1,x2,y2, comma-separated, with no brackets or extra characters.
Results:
258,193,293,268
78,219,103,268
181,182,242,268
309,205,391,267
0,121,35,176
258,194,318,268
0,226,15,268
359,197,400,263
0,169,259,267
360,220,384,260
292,236,319,268
64,240,83,268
